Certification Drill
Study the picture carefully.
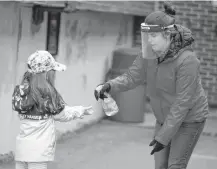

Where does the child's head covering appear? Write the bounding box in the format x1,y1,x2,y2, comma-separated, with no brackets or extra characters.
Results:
27,50,66,74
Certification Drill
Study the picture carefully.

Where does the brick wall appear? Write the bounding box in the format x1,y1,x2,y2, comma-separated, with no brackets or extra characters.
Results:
153,1,217,106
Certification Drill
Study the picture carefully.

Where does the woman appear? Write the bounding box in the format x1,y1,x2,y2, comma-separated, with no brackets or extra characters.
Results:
94,2,209,169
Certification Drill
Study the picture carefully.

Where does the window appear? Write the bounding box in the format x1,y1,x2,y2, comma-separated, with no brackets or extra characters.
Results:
46,11,61,57
133,16,145,47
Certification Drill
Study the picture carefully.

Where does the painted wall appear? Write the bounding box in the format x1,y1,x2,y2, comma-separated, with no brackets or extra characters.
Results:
0,2,50,155
0,2,133,155
0,2,21,155
54,11,133,132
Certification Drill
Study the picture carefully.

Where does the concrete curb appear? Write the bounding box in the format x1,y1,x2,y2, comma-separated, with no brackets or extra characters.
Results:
0,152,14,165
102,117,217,139
141,112,217,138
131,124,217,138
0,116,104,165
56,116,103,143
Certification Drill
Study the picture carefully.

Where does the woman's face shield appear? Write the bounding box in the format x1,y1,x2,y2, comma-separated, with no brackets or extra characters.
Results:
140,23,173,59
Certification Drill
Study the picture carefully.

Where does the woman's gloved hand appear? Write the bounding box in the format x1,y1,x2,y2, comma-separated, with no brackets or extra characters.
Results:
149,139,165,155
94,83,111,101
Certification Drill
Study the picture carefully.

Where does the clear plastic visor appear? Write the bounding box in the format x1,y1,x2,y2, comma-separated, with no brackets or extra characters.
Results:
140,23,174,59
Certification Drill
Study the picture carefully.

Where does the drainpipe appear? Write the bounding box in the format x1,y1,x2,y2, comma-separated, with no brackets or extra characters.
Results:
14,3,22,85
154,1,160,11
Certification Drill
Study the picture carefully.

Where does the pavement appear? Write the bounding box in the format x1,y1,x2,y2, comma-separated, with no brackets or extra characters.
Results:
1,108,217,168
1,119,217,169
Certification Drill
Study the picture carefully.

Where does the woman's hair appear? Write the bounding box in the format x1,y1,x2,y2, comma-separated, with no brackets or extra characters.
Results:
164,1,176,16
145,2,176,27
21,70,65,113
162,30,171,39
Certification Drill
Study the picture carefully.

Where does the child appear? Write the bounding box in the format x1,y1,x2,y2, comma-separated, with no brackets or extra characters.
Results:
12,50,93,169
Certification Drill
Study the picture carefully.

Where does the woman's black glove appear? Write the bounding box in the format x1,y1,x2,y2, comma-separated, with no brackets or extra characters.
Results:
94,83,111,101
149,139,165,155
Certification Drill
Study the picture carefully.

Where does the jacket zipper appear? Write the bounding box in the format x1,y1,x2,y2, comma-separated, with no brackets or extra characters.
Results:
155,59,164,122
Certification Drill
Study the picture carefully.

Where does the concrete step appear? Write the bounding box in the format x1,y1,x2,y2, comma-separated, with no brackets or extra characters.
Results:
130,113,217,138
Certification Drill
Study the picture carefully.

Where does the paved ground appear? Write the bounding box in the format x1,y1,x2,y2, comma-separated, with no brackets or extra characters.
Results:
1,119,217,169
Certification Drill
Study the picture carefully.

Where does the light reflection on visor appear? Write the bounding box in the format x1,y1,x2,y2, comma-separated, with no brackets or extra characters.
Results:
141,23,174,32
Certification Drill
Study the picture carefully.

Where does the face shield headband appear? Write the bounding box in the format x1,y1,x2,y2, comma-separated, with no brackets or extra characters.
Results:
141,23,174,32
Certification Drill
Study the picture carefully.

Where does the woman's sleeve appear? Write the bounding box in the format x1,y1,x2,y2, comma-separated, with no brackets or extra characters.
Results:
107,54,147,93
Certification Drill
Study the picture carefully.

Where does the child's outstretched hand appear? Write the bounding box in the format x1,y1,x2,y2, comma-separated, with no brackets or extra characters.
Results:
81,106,93,116
66,105,93,119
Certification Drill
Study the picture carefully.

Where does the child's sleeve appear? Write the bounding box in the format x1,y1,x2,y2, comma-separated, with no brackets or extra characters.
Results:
53,105,82,122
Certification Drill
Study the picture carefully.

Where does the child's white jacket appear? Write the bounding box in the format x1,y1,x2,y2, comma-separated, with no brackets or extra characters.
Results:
15,106,81,162
12,79,84,162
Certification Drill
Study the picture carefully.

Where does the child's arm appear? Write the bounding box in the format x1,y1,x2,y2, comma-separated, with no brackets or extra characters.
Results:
53,105,93,122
